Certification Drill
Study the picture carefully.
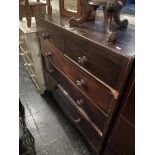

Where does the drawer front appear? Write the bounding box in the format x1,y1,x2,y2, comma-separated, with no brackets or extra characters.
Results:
45,63,110,136
52,85,103,151
19,31,27,52
62,31,129,89
40,40,117,116
36,17,64,52
19,31,33,63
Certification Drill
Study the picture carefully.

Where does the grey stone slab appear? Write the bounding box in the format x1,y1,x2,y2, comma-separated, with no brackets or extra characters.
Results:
45,136,75,155
32,110,66,145
32,108,59,128
63,124,91,155
20,93,49,115
67,135,91,155
25,115,39,136
34,134,47,155
23,103,31,117
20,95,27,106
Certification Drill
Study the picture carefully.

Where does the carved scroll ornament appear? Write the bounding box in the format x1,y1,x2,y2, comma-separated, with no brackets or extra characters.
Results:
69,0,128,43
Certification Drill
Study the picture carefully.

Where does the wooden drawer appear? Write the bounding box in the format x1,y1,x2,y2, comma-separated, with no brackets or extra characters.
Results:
45,63,110,137
19,29,27,49
36,17,64,52
40,40,118,116
19,30,33,62
62,30,130,89
52,85,103,152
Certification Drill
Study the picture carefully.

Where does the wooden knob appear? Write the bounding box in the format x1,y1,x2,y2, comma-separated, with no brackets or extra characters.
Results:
45,51,52,57
42,33,49,40
74,118,81,124
76,79,85,87
48,68,54,73
76,99,84,106
77,56,87,65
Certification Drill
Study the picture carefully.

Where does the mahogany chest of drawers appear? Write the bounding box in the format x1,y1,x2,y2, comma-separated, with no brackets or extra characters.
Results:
36,12,135,155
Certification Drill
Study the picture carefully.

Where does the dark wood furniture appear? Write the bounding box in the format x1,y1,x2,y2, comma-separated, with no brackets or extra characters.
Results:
69,0,128,43
19,0,52,27
59,0,82,18
103,66,135,155
36,11,134,155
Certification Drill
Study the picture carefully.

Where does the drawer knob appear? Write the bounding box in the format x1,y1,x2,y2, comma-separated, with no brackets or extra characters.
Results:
45,52,52,57
48,68,54,74
76,99,84,106
42,33,49,40
77,56,87,65
76,79,85,87
74,118,81,124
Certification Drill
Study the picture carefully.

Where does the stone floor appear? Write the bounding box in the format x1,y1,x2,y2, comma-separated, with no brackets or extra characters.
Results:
19,56,91,155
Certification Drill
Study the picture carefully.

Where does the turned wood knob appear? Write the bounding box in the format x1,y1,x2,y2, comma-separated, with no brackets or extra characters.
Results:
48,68,54,74
42,33,49,40
76,99,84,106
45,51,52,57
77,56,87,65
76,79,85,87
74,118,81,124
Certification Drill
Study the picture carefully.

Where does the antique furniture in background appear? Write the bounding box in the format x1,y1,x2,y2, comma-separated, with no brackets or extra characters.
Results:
103,66,135,155
19,0,52,27
36,9,134,155
19,19,46,94
59,0,82,18
69,0,128,43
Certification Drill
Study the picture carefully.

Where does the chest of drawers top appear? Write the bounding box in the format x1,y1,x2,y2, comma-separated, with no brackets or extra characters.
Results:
36,13,135,57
